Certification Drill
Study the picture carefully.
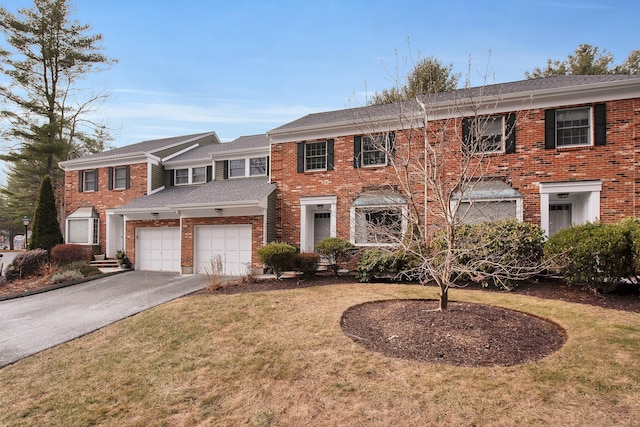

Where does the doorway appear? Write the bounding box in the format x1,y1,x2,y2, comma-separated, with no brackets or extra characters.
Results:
313,212,331,250
549,204,572,236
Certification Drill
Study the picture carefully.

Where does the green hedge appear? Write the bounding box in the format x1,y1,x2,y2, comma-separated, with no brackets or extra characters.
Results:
257,242,297,278
544,218,640,293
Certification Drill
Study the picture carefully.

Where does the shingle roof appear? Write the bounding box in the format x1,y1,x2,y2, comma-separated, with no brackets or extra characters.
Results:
78,131,219,160
114,177,275,211
270,75,640,132
167,134,269,162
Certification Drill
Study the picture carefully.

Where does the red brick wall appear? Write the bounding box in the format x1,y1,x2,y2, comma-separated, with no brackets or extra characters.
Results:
64,163,148,254
271,99,640,247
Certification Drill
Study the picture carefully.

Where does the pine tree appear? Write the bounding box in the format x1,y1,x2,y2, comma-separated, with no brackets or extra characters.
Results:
28,175,63,251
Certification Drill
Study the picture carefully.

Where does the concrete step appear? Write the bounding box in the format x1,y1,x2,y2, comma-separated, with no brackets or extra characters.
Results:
90,259,120,268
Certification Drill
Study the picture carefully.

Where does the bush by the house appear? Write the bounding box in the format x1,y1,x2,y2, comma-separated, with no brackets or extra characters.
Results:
432,219,545,290
59,260,102,278
50,269,84,284
115,250,132,268
4,249,49,282
28,175,64,252
315,237,355,277
356,249,418,283
50,244,93,264
545,218,640,293
293,252,320,278
257,241,297,278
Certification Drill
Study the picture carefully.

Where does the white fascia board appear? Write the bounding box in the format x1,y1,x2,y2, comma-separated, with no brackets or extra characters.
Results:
161,143,201,162
268,79,640,143
59,152,149,171
168,200,262,210
212,147,269,160
163,158,213,168
110,206,174,214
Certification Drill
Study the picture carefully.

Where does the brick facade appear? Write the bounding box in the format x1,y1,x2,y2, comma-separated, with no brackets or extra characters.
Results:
271,99,640,248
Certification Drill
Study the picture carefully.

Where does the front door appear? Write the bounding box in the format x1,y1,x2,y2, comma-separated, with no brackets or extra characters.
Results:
549,204,572,236
313,212,331,250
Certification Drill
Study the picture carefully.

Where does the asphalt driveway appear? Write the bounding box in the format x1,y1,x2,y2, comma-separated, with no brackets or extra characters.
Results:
0,271,207,368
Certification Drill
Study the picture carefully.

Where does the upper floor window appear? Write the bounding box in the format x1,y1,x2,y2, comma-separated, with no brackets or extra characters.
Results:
250,157,267,176
174,167,208,185
354,132,396,168
556,108,590,147
545,104,606,149
78,169,97,192
229,160,245,178
463,115,515,154
192,166,206,183
108,166,130,190
297,139,334,173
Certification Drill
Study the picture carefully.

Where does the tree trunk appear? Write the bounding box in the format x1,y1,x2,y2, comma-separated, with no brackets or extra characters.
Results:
439,285,449,311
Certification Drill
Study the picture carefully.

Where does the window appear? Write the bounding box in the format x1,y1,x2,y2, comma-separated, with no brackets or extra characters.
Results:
472,117,504,153
192,167,206,183
545,104,606,149
81,170,97,192
229,160,245,178
112,166,127,189
175,168,189,185
297,140,334,173
452,179,523,225
353,207,403,245
250,157,267,176
305,141,327,171
66,207,99,245
174,167,209,185
556,107,590,147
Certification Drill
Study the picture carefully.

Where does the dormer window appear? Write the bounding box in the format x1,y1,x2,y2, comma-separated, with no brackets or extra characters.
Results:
226,157,268,178
174,167,208,185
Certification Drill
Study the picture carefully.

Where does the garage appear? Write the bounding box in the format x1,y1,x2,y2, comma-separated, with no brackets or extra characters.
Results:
136,227,181,272
195,225,252,276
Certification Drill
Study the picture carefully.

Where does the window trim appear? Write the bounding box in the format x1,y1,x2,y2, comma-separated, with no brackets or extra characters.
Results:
297,139,334,173
228,159,246,178
66,217,99,245
305,141,328,171
555,106,592,148
174,167,208,185
350,204,407,247
472,116,505,154
112,166,128,190
545,104,606,149
82,169,97,192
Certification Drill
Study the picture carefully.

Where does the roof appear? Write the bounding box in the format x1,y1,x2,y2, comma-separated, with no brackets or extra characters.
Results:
113,177,275,211
167,134,269,162
269,75,640,136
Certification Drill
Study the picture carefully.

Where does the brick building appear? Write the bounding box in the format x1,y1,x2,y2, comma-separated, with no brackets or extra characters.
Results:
60,75,640,274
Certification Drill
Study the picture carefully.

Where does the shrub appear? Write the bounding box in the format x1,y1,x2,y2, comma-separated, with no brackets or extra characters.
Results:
293,252,320,278
50,244,93,264
59,260,102,277
257,242,297,278
356,249,418,283
28,175,63,251
315,237,355,277
50,269,84,284
4,249,49,282
433,219,545,290
545,218,640,293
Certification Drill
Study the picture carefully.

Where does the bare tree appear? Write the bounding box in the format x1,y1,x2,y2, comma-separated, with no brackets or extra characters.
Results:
353,66,546,311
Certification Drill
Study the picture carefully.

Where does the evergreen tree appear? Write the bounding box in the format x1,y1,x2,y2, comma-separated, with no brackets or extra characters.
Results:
28,175,63,251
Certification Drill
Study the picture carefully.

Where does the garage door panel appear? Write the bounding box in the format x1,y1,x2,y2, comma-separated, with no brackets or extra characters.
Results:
195,225,252,276
136,228,181,272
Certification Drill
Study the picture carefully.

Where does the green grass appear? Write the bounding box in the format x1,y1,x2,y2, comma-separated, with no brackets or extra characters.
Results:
1,283,639,426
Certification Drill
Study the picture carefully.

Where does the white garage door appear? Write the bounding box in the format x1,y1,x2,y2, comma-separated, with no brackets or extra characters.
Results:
195,225,252,276
136,227,181,272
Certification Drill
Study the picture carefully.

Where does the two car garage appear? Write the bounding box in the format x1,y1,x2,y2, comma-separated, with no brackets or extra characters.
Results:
135,225,252,276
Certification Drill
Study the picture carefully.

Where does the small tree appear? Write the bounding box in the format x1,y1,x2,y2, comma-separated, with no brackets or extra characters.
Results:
257,241,296,279
315,237,355,277
28,175,63,251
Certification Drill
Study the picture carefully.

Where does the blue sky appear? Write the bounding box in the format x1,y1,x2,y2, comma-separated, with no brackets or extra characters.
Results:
2,0,639,148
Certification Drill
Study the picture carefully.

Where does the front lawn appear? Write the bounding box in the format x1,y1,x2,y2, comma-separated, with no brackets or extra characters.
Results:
0,283,639,426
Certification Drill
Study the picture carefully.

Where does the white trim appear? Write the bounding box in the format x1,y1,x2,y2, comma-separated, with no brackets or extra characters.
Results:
539,180,602,236
162,143,200,162
350,204,408,247
300,196,337,252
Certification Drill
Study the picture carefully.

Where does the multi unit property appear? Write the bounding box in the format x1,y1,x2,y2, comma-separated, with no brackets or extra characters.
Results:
59,74,640,275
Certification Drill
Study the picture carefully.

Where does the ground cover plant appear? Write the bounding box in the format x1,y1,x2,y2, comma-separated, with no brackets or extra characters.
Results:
0,283,639,426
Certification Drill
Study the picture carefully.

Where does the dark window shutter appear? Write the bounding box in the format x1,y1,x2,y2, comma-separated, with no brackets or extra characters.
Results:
387,132,396,164
297,142,305,173
353,136,362,168
93,170,99,191
266,156,270,176
461,118,472,154
125,165,130,189
78,171,84,192
108,167,113,190
223,160,229,179
544,109,556,149
206,165,213,182
505,113,516,154
169,169,175,187
594,104,606,146
327,139,334,170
